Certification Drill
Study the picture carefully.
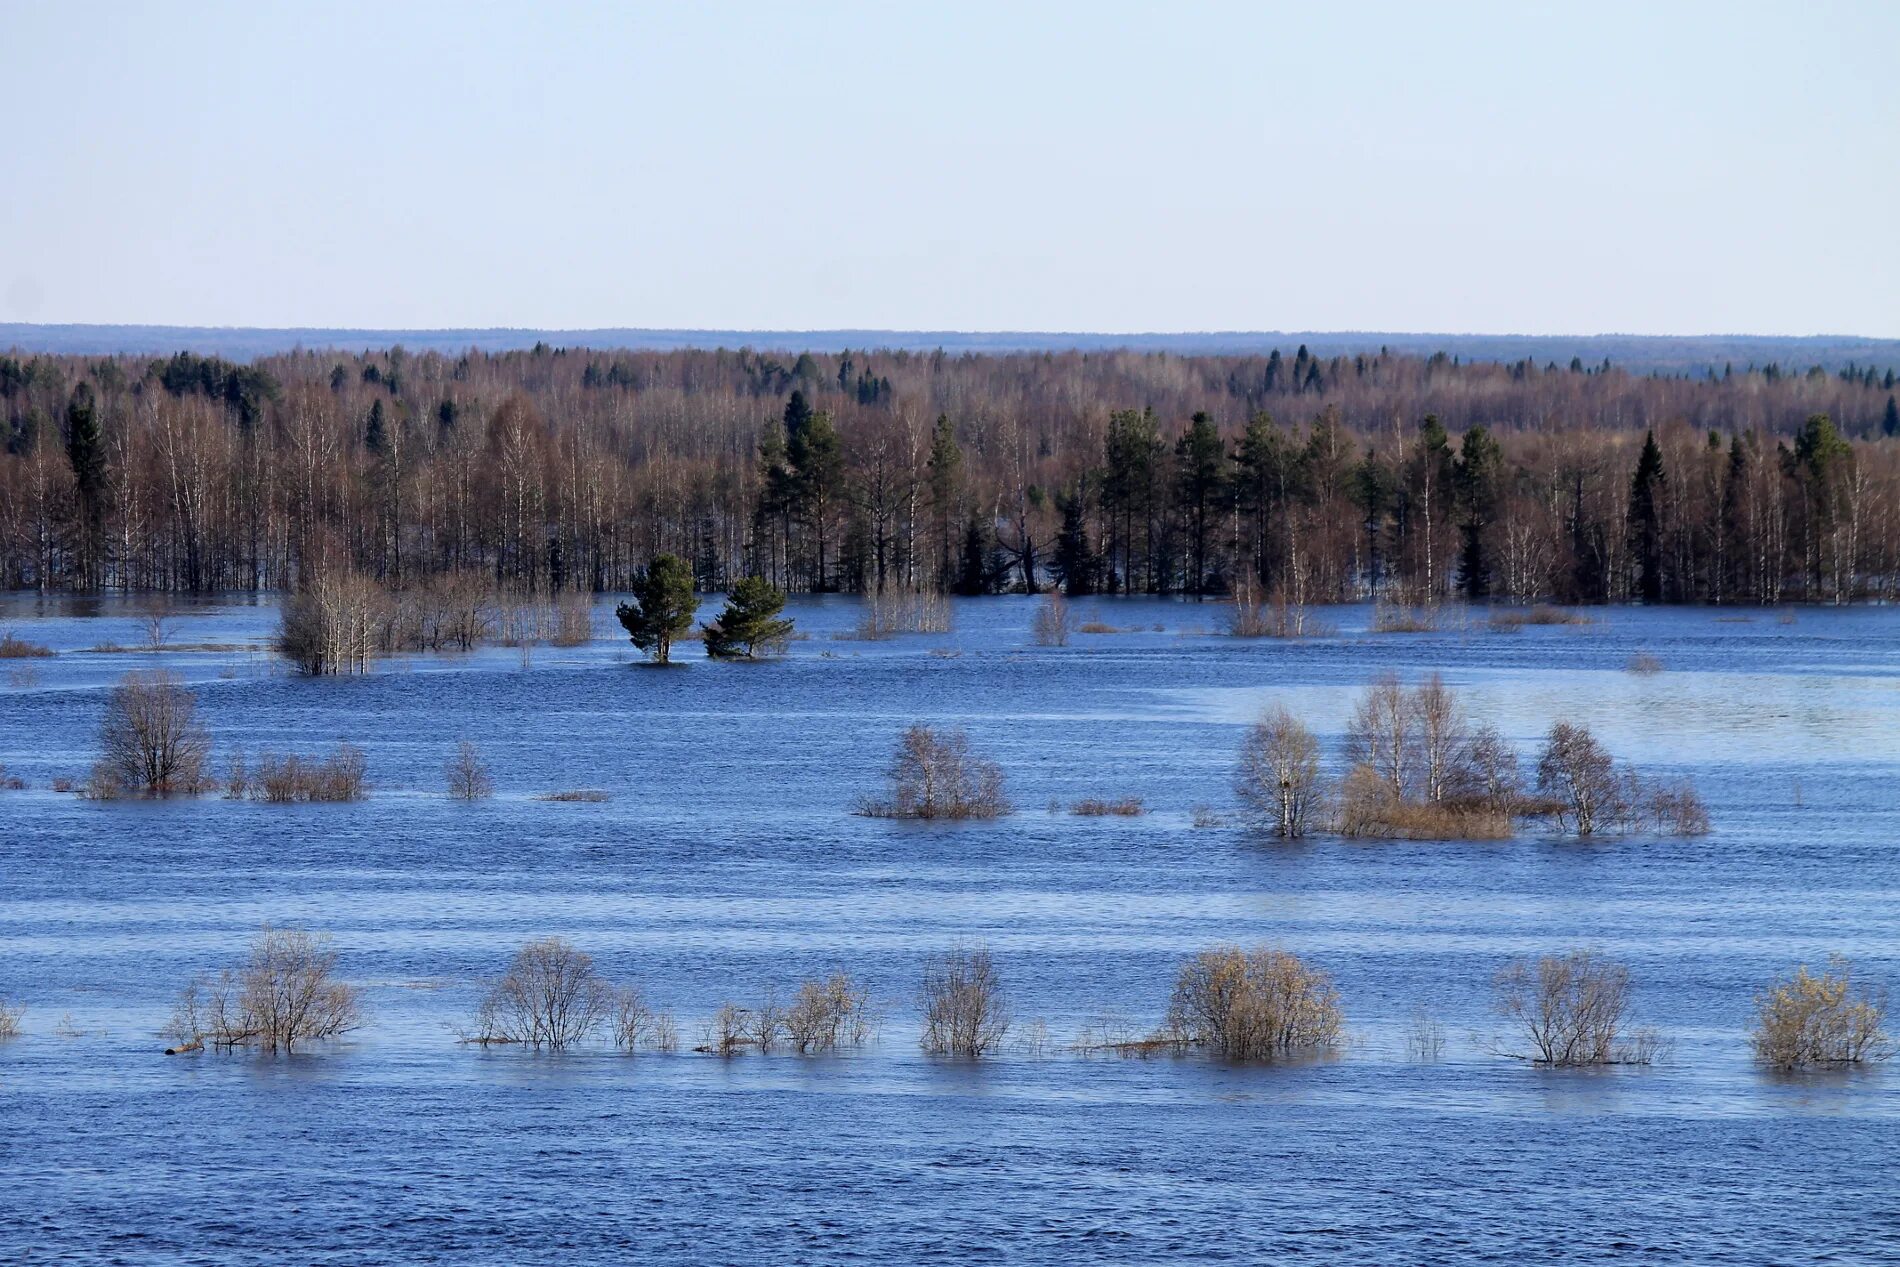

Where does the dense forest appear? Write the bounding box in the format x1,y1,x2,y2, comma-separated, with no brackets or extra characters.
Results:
3,342,1898,604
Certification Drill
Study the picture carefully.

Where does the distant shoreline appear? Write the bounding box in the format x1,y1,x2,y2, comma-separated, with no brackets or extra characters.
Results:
5,323,1898,373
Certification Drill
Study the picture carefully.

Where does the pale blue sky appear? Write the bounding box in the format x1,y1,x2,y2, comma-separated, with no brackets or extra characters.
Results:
4,0,1896,335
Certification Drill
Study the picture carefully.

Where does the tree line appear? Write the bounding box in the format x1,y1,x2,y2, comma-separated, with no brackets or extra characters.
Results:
4,343,1898,603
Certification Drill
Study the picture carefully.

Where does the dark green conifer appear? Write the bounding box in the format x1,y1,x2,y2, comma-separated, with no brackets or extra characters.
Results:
703,576,794,658
615,552,698,664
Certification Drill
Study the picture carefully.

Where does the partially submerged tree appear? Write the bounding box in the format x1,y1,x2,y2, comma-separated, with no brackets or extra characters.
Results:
616,552,698,665
1236,705,1324,837
1493,950,1659,1066
1535,721,1625,836
93,669,211,797
702,575,794,658
920,945,1010,1057
467,937,617,1050
786,971,875,1053
165,927,363,1053
1167,945,1342,1061
1750,957,1891,1070
859,725,1009,820
445,740,494,800
1030,591,1072,646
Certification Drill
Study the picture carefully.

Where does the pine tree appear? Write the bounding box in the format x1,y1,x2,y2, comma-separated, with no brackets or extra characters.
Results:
615,553,698,664
1883,394,1898,438
926,414,963,590
1629,430,1667,603
703,576,794,658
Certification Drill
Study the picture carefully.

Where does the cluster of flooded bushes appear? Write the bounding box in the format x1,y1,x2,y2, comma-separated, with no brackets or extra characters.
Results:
3,929,1884,1075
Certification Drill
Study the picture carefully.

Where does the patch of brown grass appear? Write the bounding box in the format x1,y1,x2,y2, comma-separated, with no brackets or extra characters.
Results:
537,789,610,802
0,632,54,658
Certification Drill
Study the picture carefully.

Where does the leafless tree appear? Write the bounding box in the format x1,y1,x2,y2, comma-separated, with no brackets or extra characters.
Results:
1167,945,1343,1061
1345,672,1413,800
445,740,493,800
253,743,367,802
785,971,876,1052
859,725,1009,820
1236,704,1324,837
1411,673,1468,805
0,997,22,1039
1535,721,1625,836
1750,957,1891,1070
166,926,363,1053
95,669,211,796
920,945,1010,1057
1493,951,1659,1065
467,936,616,1050
1029,591,1072,646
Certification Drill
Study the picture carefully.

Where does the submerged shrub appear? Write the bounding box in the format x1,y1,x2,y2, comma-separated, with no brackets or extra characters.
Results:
858,725,1008,820
94,669,212,797
1071,796,1144,817
0,997,23,1039
1750,958,1891,1071
920,945,1010,1057
1166,946,1343,1061
1534,721,1625,836
785,971,876,1053
254,743,367,802
1492,951,1659,1066
466,937,616,1050
445,740,493,800
1030,591,1072,646
165,926,364,1053
0,631,54,658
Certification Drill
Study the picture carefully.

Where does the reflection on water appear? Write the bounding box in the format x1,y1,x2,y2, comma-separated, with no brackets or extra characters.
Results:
1,596,1896,1262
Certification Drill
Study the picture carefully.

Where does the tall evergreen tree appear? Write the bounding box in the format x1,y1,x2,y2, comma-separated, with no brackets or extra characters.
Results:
65,382,105,588
364,399,387,456
1629,430,1667,604
615,553,698,664
1882,394,1898,438
925,414,963,590
1455,425,1504,599
1051,484,1097,595
1174,411,1227,595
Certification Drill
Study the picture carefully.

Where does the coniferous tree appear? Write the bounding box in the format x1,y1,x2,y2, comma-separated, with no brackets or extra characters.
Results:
1629,430,1667,604
703,576,793,658
65,382,105,588
615,552,698,664
1174,411,1227,595
364,399,387,456
1455,425,1504,599
925,415,963,590
1884,394,1899,438
1051,485,1098,595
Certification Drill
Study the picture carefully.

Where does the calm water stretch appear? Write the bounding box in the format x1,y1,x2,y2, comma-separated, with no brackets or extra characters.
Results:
0,596,1895,1264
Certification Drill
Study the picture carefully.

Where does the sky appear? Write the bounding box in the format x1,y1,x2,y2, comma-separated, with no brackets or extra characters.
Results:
3,0,1897,336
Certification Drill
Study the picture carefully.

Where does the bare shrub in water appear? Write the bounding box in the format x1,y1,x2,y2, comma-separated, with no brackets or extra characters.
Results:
0,631,54,658
858,725,1008,820
254,743,367,802
920,945,1010,1057
279,570,384,675
445,740,494,800
1750,957,1891,1071
1030,592,1072,646
1236,704,1325,838
785,971,876,1052
1492,951,1659,1066
467,936,616,1050
94,669,212,797
0,997,23,1039
166,926,364,1053
1166,946,1343,1061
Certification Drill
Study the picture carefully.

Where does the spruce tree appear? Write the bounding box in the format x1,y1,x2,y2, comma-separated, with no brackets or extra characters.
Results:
1629,430,1667,604
1052,487,1097,595
1883,394,1898,438
1455,425,1503,599
66,383,105,588
615,553,698,664
703,576,794,658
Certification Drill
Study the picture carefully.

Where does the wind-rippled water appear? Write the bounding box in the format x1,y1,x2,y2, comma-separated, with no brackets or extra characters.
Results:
1,595,1895,1264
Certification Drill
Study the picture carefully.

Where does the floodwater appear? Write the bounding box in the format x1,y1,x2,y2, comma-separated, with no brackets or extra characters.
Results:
0,595,1895,1264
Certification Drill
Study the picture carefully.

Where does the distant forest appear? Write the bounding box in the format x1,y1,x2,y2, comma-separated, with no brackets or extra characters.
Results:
4,342,1899,604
